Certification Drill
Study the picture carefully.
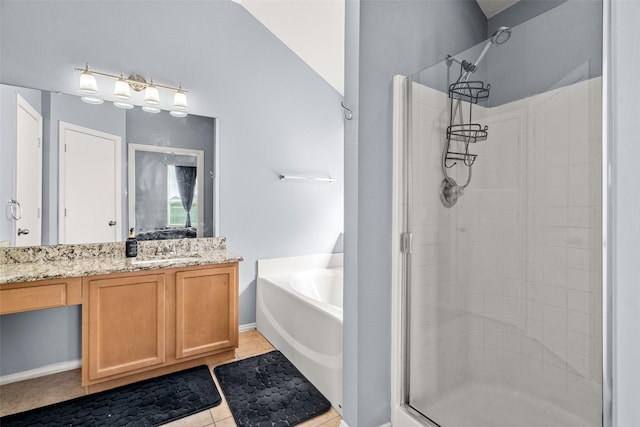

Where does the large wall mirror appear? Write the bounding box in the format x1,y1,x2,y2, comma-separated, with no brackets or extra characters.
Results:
0,83,218,247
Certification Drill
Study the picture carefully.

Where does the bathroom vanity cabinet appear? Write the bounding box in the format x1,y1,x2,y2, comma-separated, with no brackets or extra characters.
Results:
0,238,240,392
82,262,238,391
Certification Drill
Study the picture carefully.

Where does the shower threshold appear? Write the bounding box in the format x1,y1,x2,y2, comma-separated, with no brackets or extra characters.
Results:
411,382,598,427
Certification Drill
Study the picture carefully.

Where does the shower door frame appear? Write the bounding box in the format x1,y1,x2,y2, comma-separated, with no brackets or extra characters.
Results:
601,0,613,424
390,0,613,424
392,74,439,427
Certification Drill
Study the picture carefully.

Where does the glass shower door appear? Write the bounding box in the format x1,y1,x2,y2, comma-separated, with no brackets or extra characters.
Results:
402,3,603,426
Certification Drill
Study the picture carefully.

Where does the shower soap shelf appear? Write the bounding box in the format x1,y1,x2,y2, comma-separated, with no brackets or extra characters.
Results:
444,151,477,168
448,81,490,104
446,123,488,143
443,77,490,168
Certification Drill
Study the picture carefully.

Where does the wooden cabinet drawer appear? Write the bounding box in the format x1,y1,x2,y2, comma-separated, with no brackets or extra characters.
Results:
0,278,82,314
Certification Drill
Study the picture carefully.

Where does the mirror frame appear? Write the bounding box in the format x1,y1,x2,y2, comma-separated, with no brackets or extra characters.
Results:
128,143,205,238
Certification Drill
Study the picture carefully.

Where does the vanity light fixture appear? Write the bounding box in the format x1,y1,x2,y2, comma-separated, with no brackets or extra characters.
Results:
142,79,161,113
170,85,188,117
79,64,99,94
142,105,161,113
170,109,188,118
75,64,189,116
113,74,131,99
113,73,134,109
114,100,134,109
78,64,104,104
81,95,104,105
143,79,160,105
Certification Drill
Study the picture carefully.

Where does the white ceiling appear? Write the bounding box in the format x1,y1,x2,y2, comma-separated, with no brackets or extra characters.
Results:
233,0,345,95
476,0,521,18
232,0,519,96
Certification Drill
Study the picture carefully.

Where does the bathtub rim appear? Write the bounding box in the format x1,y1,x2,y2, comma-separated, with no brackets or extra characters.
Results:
257,253,343,277
258,271,343,323
290,268,343,309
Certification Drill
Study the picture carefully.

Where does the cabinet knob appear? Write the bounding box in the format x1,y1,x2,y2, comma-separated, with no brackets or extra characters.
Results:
108,221,117,226
17,228,30,236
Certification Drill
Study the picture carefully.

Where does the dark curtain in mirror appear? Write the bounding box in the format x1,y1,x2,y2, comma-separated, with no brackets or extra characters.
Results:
175,166,197,227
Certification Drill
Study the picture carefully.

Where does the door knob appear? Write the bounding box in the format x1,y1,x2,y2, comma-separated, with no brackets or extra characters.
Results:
17,228,30,236
108,221,117,226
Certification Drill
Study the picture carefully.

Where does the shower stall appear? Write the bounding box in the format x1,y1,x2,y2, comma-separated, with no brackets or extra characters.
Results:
393,2,604,427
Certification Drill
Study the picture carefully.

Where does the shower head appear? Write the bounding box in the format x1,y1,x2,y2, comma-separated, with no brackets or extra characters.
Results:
491,26,512,45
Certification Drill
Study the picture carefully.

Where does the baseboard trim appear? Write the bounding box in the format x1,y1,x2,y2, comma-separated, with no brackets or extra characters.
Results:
239,322,257,332
0,359,82,386
339,418,389,427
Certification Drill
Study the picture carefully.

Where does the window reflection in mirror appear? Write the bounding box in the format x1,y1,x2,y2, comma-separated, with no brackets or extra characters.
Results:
128,145,204,241
167,165,198,228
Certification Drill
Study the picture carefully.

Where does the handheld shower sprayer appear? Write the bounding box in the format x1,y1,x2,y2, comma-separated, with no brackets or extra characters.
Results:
461,26,512,81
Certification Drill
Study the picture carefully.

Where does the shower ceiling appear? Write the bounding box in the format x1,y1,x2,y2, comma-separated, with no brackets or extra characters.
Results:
476,0,521,18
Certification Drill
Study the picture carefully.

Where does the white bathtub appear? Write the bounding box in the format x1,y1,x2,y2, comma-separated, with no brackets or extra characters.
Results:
256,254,343,414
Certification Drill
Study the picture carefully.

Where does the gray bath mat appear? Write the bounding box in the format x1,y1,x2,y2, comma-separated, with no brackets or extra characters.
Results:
214,350,331,427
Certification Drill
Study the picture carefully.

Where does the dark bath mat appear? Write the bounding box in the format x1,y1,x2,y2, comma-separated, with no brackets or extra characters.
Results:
0,365,221,427
214,350,331,427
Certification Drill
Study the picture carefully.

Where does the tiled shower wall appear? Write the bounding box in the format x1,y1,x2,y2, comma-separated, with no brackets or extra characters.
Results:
408,77,602,424
408,85,464,404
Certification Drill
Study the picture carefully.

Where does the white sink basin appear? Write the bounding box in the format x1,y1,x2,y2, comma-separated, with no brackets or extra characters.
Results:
130,255,201,265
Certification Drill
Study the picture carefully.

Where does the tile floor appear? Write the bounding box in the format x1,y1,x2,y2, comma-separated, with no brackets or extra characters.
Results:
0,330,342,427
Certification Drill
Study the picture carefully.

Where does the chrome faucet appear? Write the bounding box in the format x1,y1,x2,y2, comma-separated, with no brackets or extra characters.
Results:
155,244,177,257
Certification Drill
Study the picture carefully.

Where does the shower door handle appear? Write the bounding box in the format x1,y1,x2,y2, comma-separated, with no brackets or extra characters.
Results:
8,199,22,220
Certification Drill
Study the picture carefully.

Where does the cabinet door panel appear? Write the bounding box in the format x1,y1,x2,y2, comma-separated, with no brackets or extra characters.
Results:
87,274,165,380
175,266,237,359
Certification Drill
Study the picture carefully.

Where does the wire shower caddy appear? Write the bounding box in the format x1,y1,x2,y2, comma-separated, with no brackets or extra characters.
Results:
440,72,491,207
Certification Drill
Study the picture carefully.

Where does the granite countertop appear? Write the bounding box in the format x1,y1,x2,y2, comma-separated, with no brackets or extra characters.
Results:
0,238,243,285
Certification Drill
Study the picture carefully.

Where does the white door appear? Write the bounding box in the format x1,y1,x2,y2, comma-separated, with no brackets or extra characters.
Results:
59,122,121,244
14,94,43,247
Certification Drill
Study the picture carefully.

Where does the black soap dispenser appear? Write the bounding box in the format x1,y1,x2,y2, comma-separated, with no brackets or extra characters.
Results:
126,228,138,258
